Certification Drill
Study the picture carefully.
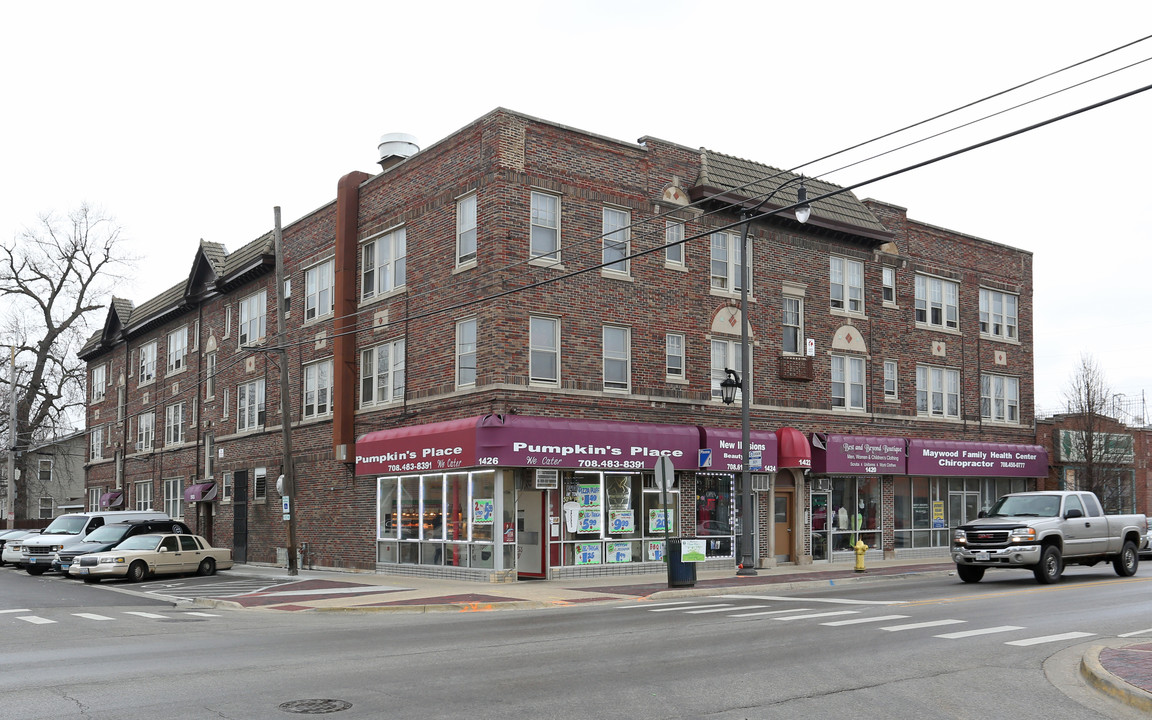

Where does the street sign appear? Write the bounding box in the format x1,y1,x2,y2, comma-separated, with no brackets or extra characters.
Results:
698,448,713,468
749,449,762,471
653,456,674,491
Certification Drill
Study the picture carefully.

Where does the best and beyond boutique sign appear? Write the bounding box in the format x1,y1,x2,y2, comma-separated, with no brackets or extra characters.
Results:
811,435,1047,477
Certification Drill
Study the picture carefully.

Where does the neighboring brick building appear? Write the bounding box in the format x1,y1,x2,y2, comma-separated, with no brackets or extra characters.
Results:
1036,412,1150,515
80,108,1050,580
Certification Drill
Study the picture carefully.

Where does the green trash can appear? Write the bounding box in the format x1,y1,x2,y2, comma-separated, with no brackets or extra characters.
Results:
666,538,697,588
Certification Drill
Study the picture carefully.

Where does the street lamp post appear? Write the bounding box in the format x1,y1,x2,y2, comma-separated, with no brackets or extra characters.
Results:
720,176,811,576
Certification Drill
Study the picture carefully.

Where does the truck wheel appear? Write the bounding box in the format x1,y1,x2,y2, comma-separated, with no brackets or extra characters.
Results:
1033,545,1063,584
957,565,985,583
1113,541,1139,577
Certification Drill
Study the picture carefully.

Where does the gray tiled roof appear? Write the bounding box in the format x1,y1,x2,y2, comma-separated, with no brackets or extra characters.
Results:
200,240,227,274
126,282,187,331
696,150,890,238
221,233,273,277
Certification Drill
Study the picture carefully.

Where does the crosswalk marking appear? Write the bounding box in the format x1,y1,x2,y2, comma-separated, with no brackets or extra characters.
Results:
651,604,730,613
1005,631,1095,646
822,615,911,626
935,625,1023,639
183,612,219,617
17,616,55,624
688,605,761,615
0,609,31,614
719,594,905,606
728,608,814,618
616,601,693,609
123,611,168,619
882,619,966,632
775,610,859,621
72,613,114,621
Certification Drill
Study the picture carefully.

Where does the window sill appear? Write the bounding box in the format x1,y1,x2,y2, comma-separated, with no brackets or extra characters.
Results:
709,288,757,302
528,257,564,270
914,323,961,335
664,262,688,272
453,260,478,274
358,286,407,308
166,366,188,378
830,308,867,321
600,269,633,281
979,334,1020,345
302,313,334,327
665,377,689,385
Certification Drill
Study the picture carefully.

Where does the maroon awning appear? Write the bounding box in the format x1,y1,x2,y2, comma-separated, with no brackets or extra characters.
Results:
99,490,123,508
776,428,811,468
811,434,907,475
906,439,1048,477
698,427,778,472
184,482,218,502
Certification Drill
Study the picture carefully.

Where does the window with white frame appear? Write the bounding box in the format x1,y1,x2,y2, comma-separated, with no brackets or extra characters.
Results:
90,424,103,461
134,480,153,511
710,338,745,402
665,220,684,266
915,274,959,330
237,379,266,431
530,191,559,262
602,207,630,274
882,266,896,305
303,359,333,419
917,365,960,419
529,316,559,385
884,360,898,399
979,288,1018,340
220,471,233,502
205,351,216,399
165,402,185,445
222,388,229,418
456,318,477,387
830,257,864,313
360,339,405,407
38,497,54,520
981,373,1019,423
783,295,804,354
282,278,292,316
238,291,267,346
304,260,334,322
136,411,155,452
117,387,126,423
39,459,51,483
457,193,477,265
710,231,746,293
88,487,102,512
138,341,157,384
191,320,199,351
167,326,187,372
831,354,865,411
254,466,267,501
163,477,182,518
91,364,107,402
362,227,407,300
666,333,685,380
602,325,630,391
224,305,232,339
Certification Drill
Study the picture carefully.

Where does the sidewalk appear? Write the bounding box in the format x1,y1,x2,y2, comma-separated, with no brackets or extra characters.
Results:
193,556,1152,711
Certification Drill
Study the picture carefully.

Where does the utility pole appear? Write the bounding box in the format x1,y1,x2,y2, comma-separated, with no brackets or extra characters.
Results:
273,207,298,575
6,345,15,527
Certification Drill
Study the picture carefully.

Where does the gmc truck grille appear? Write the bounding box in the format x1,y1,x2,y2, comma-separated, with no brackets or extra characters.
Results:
967,531,1010,546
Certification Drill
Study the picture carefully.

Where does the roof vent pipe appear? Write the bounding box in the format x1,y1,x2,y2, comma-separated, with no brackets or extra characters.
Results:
377,133,419,171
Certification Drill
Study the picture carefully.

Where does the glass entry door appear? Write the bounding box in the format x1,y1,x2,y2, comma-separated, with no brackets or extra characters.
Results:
810,492,830,562
948,491,980,528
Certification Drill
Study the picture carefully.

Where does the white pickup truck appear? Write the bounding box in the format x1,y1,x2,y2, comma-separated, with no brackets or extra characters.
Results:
952,491,1147,584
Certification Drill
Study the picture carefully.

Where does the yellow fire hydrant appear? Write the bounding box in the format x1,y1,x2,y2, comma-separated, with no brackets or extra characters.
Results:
853,539,868,573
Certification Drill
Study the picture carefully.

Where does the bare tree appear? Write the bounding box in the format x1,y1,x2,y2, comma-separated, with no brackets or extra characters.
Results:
0,204,132,520
1060,354,1135,512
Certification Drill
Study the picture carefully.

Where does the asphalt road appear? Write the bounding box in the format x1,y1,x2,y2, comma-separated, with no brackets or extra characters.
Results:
0,565,1149,719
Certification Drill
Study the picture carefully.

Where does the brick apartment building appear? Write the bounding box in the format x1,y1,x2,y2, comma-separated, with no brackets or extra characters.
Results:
80,108,1050,581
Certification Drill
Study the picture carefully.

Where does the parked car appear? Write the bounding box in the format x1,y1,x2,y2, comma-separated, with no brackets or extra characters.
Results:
53,519,193,574
1,530,43,568
68,533,233,583
23,510,171,575
1140,523,1152,560
0,529,33,564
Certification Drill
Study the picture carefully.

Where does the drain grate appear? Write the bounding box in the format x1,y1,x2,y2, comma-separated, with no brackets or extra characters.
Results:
278,699,353,714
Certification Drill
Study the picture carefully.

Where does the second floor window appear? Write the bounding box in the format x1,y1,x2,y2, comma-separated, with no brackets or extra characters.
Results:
239,291,267,346
710,338,744,403
915,275,959,330
456,319,477,387
882,266,896,305
666,333,685,379
981,373,1019,423
602,207,630,274
165,402,185,445
137,411,155,451
603,325,630,391
979,288,1018,340
90,424,103,461
917,365,960,419
830,257,864,313
361,340,405,407
164,477,182,519
304,260,334,322
91,365,107,402
530,192,559,262
457,193,477,265
237,379,266,431
529,316,559,385
711,231,746,293
362,227,407,299
665,221,684,266
205,351,217,399
831,354,865,411
135,480,153,511
783,296,803,354
139,342,157,384
303,359,333,419
884,360,898,399
167,327,187,372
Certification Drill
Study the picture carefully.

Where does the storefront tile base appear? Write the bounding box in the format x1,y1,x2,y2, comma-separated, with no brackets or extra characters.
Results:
374,563,517,584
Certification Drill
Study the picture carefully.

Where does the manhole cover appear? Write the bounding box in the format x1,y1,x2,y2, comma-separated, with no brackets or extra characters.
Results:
278,699,353,714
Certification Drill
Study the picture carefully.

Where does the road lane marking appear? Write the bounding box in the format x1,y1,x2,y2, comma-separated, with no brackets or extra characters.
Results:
650,604,731,613
935,625,1024,639
72,613,114,621
183,612,220,617
1006,632,1095,646
822,615,911,626
1119,628,1152,637
882,619,966,631
123,612,169,619
616,601,693,609
775,610,859,621
688,605,767,615
0,609,31,614
728,608,814,618
17,616,55,624
719,594,905,605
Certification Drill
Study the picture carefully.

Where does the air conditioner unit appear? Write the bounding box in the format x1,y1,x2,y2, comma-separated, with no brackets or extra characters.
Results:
751,474,771,492
811,477,831,492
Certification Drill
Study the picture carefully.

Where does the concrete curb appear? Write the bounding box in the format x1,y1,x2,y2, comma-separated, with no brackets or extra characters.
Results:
1080,645,1152,713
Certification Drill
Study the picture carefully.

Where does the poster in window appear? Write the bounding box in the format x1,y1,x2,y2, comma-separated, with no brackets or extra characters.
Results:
648,507,675,534
609,509,634,534
647,540,665,562
576,542,601,565
605,541,631,563
473,498,494,524
578,508,602,533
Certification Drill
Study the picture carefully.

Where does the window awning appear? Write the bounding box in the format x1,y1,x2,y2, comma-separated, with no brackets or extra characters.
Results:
184,482,219,502
776,428,812,469
698,427,778,472
811,433,907,475
906,439,1048,477
99,490,123,508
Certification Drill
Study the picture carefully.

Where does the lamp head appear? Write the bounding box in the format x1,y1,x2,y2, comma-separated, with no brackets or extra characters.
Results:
720,368,741,405
794,180,811,224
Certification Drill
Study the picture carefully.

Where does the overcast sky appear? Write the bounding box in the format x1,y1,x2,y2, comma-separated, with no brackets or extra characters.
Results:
2,1,1150,419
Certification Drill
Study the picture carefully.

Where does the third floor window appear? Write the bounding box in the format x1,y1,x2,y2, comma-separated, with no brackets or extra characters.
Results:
362,227,407,299
305,260,334,322
830,257,863,314
915,274,959,330
979,288,1018,341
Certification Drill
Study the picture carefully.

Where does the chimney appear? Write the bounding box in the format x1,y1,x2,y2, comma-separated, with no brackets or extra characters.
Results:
377,133,419,171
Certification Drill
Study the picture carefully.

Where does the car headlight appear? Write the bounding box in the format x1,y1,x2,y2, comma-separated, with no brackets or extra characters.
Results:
1010,528,1037,542
51,545,63,552
100,557,126,564
953,530,967,545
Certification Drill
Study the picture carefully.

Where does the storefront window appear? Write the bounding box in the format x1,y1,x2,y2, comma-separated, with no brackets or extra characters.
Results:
892,476,1037,549
556,470,673,566
376,470,497,568
695,473,733,558
829,476,881,552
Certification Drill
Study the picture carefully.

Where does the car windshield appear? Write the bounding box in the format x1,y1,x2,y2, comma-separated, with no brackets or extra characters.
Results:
114,535,163,551
40,516,89,535
83,525,132,543
987,495,1061,517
